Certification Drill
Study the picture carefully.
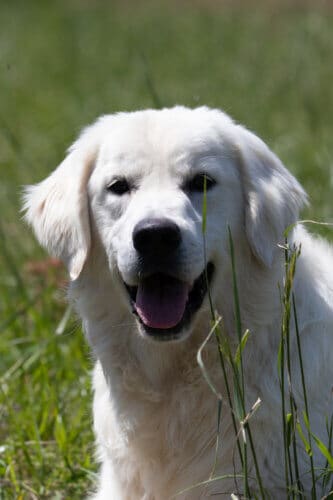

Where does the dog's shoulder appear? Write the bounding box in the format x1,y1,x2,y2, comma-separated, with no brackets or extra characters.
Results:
292,224,333,328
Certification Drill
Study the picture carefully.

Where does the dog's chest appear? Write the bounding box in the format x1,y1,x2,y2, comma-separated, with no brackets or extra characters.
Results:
113,390,221,498
94,358,230,498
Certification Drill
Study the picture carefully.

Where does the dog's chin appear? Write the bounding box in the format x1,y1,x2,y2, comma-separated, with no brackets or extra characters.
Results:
123,262,214,342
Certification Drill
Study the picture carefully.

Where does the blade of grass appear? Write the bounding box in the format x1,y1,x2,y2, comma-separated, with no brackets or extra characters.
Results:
293,293,317,498
0,221,28,300
227,226,249,497
201,180,244,479
139,52,164,109
197,317,223,400
227,228,266,498
279,245,292,498
322,415,333,493
171,473,245,498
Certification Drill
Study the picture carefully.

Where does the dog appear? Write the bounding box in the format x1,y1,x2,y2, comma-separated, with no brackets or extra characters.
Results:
23,106,333,498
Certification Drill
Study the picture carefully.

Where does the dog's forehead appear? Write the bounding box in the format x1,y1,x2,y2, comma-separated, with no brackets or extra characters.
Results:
96,108,233,176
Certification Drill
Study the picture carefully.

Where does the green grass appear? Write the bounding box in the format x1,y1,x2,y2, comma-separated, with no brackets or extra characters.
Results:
0,1,333,497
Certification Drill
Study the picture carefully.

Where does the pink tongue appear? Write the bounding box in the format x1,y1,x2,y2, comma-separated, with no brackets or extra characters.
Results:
135,274,189,329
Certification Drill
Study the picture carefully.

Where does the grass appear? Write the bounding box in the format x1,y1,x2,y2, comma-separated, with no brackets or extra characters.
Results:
1,0,333,497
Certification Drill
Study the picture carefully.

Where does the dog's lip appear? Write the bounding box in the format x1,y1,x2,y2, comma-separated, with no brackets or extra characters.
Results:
123,262,214,340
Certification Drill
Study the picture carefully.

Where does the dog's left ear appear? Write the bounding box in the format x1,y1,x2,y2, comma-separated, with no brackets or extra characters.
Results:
236,126,308,267
22,128,99,280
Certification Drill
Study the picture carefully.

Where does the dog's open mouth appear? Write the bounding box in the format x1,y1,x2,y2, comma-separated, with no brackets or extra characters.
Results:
124,263,214,339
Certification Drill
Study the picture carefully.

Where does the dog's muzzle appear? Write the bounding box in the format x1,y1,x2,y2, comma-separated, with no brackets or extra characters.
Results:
123,218,214,340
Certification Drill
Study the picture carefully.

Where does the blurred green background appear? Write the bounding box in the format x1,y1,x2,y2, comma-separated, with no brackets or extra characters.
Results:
0,1,332,498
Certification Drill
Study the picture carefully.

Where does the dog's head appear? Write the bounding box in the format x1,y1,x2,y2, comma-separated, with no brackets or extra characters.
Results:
23,107,307,342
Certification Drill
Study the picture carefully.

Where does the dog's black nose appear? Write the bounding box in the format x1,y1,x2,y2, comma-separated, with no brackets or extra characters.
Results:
133,218,181,256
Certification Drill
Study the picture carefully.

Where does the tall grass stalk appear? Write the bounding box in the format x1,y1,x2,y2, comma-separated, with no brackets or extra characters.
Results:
278,238,323,499
201,178,245,487
292,293,317,498
279,242,302,498
321,415,333,494
139,52,164,109
201,177,265,497
227,227,265,499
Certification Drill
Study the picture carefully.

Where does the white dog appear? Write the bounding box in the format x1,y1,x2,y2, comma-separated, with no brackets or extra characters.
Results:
23,107,333,498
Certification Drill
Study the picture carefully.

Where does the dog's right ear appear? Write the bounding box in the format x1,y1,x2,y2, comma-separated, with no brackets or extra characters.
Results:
22,127,99,281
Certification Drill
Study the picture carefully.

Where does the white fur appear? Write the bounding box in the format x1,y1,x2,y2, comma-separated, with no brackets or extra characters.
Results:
23,107,333,498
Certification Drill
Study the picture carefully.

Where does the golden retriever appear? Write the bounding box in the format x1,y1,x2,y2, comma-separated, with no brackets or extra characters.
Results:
24,107,333,498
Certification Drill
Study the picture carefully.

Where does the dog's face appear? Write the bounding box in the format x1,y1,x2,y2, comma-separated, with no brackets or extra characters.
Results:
23,107,307,342
88,110,243,340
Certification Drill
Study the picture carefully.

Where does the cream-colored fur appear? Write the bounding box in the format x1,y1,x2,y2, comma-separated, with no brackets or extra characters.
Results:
23,107,333,498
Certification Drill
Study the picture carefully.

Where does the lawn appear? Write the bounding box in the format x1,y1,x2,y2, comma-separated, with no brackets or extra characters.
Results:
0,1,332,498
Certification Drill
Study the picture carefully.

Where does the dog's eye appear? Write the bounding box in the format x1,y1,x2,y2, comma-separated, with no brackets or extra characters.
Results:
186,174,216,193
106,178,130,195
